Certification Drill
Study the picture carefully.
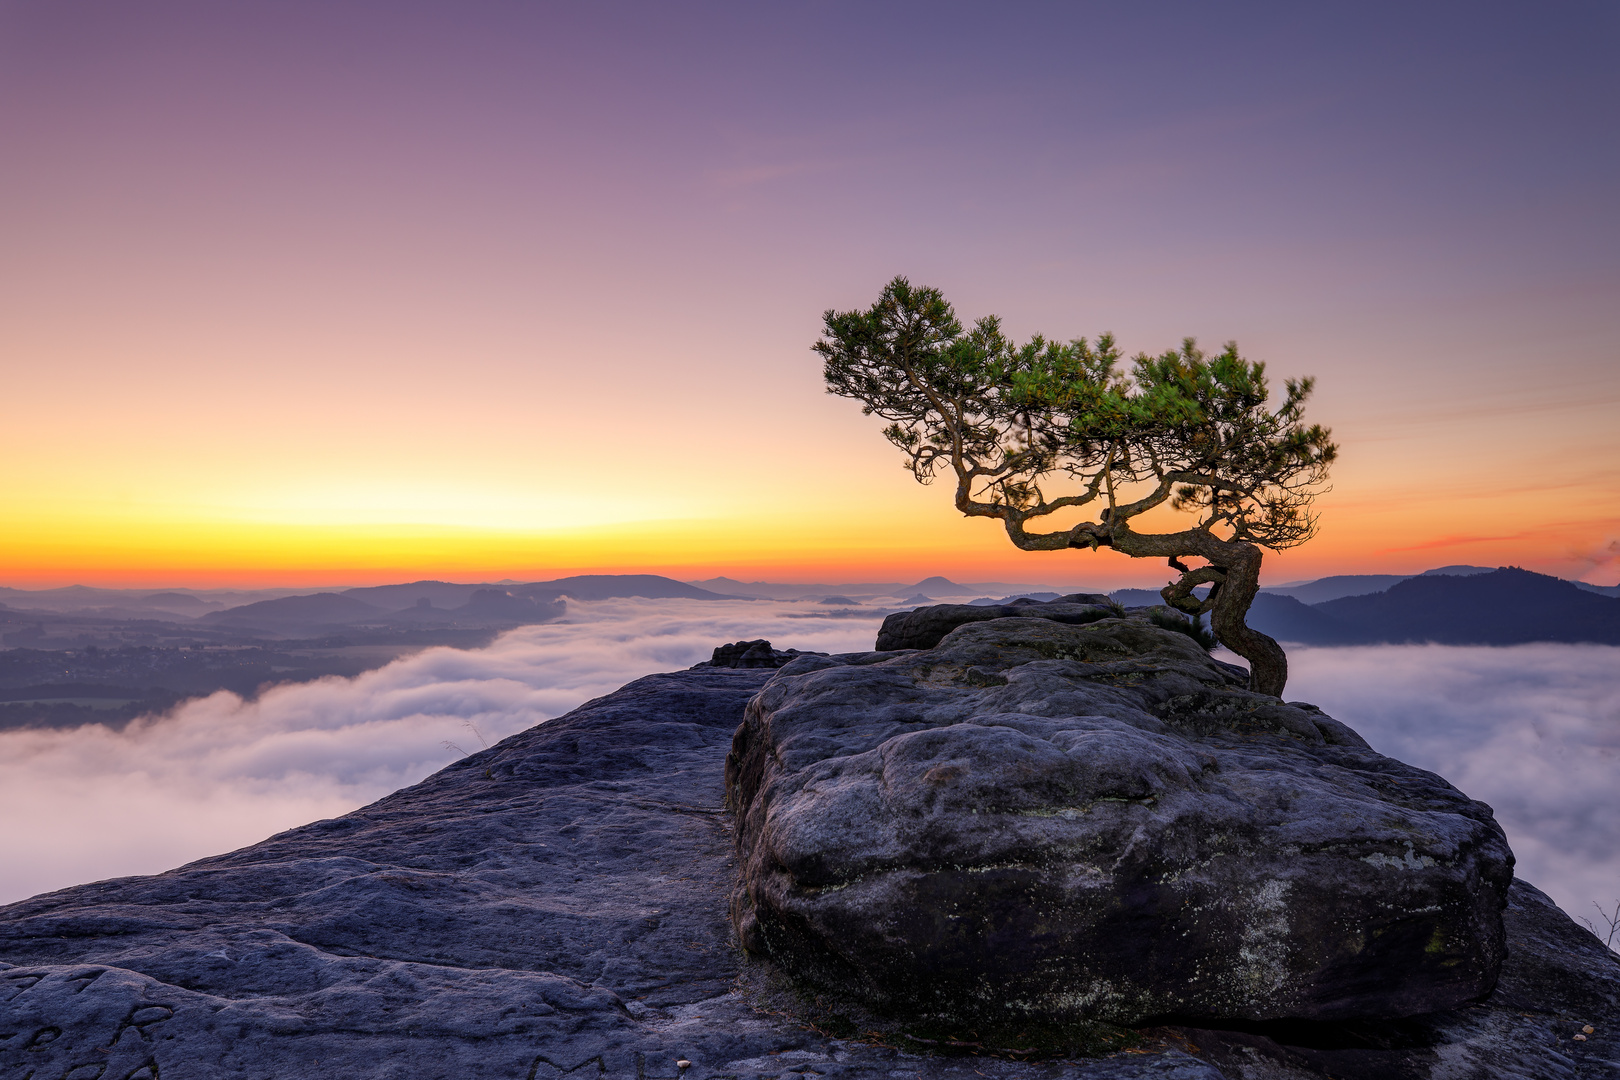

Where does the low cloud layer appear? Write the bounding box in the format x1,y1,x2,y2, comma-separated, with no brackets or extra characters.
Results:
3,608,1616,936
0,599,880,905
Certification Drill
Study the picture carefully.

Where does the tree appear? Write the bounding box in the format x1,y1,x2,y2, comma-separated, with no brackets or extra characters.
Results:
817,277,1337,697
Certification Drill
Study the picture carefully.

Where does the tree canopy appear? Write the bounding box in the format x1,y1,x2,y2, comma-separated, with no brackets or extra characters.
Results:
817,276,1337,696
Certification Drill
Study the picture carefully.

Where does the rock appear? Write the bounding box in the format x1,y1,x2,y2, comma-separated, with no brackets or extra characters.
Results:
1,669,785,1080
876,594,1119,650
3,649,1613,1079
727,614,1516,1029
0,666,1220,1079
702,639,825,669
1175,878,1620,1079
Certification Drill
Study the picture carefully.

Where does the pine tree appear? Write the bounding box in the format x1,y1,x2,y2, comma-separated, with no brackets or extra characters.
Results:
818,277,1337,696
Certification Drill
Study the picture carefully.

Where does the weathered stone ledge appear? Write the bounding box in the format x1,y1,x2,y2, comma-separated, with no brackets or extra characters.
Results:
1,635,1615,1079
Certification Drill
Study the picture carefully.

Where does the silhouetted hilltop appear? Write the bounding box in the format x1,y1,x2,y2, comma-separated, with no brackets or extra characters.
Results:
1246,593,1362,644
1262,574,1412,604
341,580,487,609
1114,566,1620,646
1316,567,1620,644
0,585,134,609
0,584,308,614
906,575,969,595
511,574,735,601
1261,565,1494,604
457,589,565,619
202,592,384,627
686,577,909,600
687,577,1074,601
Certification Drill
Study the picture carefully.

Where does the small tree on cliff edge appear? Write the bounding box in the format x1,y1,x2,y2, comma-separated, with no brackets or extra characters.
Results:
817,277,1337,697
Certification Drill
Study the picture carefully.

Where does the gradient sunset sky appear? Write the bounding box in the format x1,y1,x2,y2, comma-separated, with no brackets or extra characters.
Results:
3,2,1615,589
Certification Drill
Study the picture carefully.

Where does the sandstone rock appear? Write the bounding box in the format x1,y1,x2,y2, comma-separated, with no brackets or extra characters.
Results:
727,614,1515,1028
703,639,825,669
1176,878,1620,1079
3,650,1612,1079
0,667,1224,1079
876,594,1119,651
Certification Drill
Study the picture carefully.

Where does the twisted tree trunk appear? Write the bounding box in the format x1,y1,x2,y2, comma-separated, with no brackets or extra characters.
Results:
1067,523,1289,697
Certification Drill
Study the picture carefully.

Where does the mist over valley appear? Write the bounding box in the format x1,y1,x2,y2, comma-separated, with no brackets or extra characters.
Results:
2,570,1617,937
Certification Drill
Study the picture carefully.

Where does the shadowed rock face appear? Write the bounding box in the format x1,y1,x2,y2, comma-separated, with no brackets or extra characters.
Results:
727,615,1515,1027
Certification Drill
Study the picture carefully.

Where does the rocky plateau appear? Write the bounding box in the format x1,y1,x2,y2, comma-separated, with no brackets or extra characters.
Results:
2,600,1617,1079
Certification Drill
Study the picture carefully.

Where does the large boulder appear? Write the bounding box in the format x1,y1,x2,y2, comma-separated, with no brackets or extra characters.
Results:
726,614,1515,1029
701,639,825,669
875,594,1119,650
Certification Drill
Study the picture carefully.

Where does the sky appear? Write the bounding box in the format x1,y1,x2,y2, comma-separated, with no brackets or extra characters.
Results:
2,2,1617,589
4,600,1616,930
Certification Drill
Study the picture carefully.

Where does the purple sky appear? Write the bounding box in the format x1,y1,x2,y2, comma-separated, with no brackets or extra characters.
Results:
1,2,1615,585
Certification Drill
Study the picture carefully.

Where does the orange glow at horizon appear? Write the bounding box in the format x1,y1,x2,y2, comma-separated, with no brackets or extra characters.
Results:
5,473,1617,590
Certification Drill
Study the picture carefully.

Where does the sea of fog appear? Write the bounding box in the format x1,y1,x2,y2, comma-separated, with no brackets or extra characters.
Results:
2,598,1617,936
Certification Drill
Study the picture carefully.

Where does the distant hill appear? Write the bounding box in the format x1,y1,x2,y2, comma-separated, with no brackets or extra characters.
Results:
904,578,1089,598
456,589,566,620
342,580,489,610
1109,588,1165,608
1261,574,1413,605
687,578,910,600
513,575,737,601
687,576,1083,601
9,566,1616,650
0,585,138,611
0,585,307,616
141,592,221,614
1245,593,1363,645
203,592,384,627
0,585,211,618
1116,567,1620,646
1315,567,1620,644
1261,566,1495,605
344,576,740,610
1107,587,1351,646
908,576,969,595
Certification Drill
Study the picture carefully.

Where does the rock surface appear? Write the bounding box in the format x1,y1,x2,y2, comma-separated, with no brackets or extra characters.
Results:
2,652,1617,1079
0,669,1219,1079
875,595,1119,651
703,640,825,669
728,615,1515,1027
1175,877,1620,1079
